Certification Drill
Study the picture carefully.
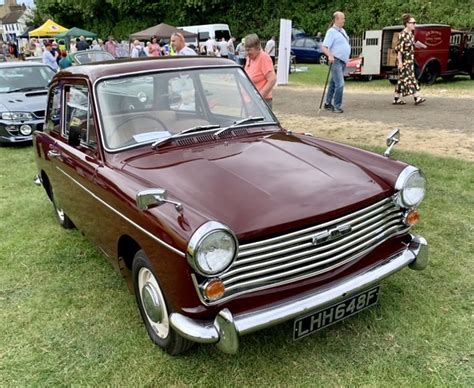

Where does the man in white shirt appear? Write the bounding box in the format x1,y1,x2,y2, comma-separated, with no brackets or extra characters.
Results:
170,33,197,56
131,40,146,58
265,36,276,65
219,38,229,58
205,36,215,56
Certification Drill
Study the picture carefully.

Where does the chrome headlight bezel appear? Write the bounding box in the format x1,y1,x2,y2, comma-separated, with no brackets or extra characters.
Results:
394,166,426,208
187,221,238,276
1,112,33,121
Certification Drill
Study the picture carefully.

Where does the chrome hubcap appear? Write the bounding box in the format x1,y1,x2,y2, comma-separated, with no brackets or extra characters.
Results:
142,283,163,323
138,267,169,339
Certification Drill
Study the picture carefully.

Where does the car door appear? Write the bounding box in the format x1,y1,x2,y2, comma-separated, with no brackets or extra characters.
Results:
303,38,320,62
46,81,104,244
291,38,305,61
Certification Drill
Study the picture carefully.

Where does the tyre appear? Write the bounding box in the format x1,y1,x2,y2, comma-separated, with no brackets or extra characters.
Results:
389,79,398,85
363,75,373,82
132,250,193,355
470,73,474,80
51,185,74,229
421,62,440,85
319,55,328,65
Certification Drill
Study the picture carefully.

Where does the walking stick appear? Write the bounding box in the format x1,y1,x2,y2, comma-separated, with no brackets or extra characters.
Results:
318,62,332,115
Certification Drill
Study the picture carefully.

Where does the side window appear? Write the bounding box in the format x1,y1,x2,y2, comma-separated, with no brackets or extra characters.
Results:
45,86,61,133
64,85,97,148
294,39,304,47
168,75,196,112
304,39,317,48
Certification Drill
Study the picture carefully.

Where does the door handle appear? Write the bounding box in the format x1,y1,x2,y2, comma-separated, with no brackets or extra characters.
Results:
47,149,61,158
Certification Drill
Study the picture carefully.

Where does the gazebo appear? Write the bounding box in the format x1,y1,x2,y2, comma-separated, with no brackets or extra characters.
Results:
129,23,196,41
54,27,98,50
28,19,68,38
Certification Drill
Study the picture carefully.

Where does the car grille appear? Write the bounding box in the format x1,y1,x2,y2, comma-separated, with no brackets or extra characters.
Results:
218,197,408,301
33,110,45,119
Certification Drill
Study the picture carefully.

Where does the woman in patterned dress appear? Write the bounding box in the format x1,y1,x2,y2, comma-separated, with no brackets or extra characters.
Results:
393,14,427,105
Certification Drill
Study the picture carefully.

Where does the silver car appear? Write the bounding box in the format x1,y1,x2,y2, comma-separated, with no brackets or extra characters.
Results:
0,62,55,144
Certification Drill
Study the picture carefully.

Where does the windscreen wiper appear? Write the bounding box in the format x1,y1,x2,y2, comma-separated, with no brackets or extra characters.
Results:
214,116,266,137
7,86,47,93
151,124,220,149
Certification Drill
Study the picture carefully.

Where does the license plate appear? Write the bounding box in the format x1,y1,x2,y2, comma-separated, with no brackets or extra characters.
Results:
293,286,380,340
388,74,398,80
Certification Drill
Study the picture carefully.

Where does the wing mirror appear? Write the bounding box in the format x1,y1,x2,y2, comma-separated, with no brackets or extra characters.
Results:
68,125,82,147
136,188,183,211
384,128,400,157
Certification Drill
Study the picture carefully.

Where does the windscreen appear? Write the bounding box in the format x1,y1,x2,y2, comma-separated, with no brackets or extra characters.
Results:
96,66,276,150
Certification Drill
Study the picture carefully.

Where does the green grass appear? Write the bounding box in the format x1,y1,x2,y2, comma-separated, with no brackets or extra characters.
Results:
290,63,474,91
1,145,473,385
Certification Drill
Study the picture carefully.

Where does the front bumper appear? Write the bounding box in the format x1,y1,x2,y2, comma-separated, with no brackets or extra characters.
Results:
170,234,428,354
0,119,43,144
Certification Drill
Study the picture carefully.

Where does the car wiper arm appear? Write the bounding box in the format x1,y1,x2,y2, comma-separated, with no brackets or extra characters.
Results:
214,116,265,137
180,124,220,134
151,124,220,149
6,86,47,93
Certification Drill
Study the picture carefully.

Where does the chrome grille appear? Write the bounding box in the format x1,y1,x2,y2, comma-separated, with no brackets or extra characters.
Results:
219,197,408,299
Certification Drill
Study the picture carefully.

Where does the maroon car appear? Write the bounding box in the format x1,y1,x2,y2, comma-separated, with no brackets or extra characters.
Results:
33,56,428,355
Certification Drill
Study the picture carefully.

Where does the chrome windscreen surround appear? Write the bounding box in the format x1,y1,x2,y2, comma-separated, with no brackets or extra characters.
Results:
195,197,410,305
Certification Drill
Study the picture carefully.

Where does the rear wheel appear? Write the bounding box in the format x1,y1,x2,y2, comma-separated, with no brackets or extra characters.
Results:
319,55,328,65
132,250,193,355
389,79,398,85
421,62,440,85
50,185,74,229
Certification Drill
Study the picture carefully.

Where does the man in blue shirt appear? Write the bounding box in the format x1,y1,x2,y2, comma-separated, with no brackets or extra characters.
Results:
322,11,351,113
42,43,59,72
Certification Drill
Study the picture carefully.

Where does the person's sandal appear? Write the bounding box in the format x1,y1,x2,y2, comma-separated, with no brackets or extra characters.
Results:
392,97,406,105
414,96,426,105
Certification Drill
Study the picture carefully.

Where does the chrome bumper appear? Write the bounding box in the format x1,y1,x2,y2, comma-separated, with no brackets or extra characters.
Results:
170,234,428,354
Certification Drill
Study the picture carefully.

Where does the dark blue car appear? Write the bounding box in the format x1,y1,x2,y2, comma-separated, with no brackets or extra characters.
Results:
291,38,327,64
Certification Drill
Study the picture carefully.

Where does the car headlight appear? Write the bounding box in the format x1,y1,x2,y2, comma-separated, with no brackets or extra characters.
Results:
395,166,426,208
187,221,238,276
2,112,33,120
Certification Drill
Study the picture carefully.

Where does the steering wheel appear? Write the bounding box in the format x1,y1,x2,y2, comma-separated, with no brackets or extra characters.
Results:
109,114,168,148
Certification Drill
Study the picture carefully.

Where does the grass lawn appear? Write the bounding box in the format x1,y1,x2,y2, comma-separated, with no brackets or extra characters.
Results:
289,63,473,91
0,144,473,385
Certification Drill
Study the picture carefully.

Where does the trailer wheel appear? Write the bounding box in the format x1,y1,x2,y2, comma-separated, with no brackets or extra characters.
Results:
421,61,440,85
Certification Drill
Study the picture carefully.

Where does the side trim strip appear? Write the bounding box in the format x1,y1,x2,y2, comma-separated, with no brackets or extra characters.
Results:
56,167,186,257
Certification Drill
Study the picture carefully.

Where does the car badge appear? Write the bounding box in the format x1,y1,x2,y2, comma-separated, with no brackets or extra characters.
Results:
312,224,352,245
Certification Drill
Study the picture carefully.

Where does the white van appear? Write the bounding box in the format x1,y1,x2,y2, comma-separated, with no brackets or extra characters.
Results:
179,23,231,47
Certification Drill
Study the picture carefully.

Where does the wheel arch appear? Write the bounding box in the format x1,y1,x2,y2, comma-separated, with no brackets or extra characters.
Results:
117,234,142,292
40,170,53,201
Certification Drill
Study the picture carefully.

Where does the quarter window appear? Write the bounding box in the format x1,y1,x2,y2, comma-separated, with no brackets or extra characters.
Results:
64,85,97,148
45,86,61,133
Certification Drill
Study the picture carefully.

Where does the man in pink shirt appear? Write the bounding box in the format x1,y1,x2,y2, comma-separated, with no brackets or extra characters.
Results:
244,34,276,108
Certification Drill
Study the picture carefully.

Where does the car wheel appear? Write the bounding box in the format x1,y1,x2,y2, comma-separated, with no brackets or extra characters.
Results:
132,250,193,355
319,55,328,65
389,79,398,85
363,75,373,82
421,62,439,85
51,185,74,229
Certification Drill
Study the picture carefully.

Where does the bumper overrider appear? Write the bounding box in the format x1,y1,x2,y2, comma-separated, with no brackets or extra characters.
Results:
170,234,428,354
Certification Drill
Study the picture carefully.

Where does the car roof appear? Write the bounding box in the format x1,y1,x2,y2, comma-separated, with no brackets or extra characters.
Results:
383,24,450,31
53,56,239,84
